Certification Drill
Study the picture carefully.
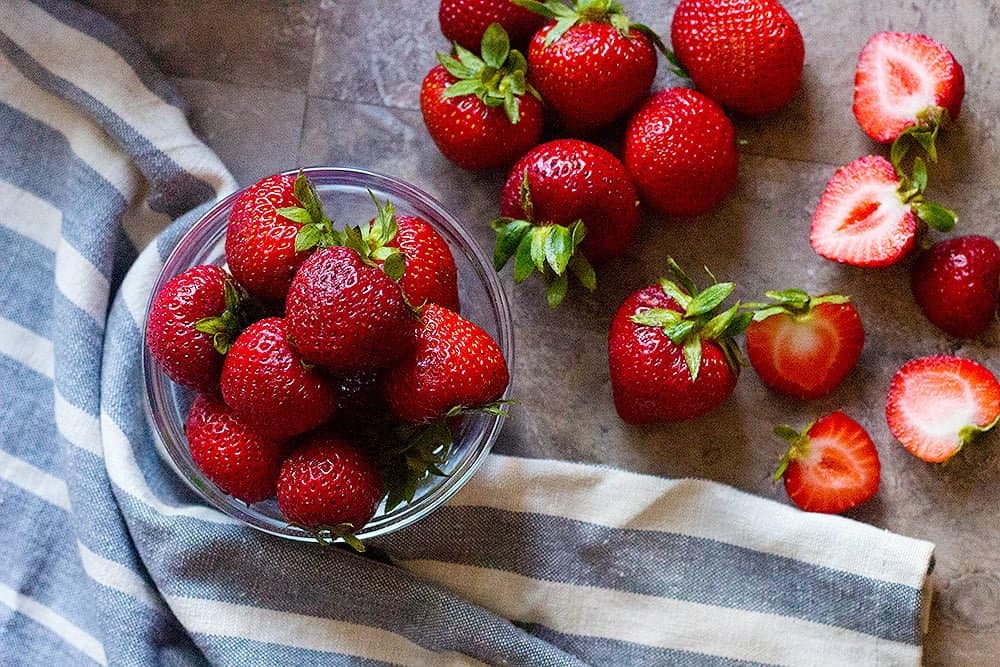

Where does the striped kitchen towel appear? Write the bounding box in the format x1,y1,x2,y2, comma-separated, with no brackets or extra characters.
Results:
0,1,935,665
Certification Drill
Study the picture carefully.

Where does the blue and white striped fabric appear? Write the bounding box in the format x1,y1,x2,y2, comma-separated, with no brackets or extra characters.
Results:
0,1,936,665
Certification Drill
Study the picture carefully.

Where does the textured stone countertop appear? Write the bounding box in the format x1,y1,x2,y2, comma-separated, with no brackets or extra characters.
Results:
82,1,1000,663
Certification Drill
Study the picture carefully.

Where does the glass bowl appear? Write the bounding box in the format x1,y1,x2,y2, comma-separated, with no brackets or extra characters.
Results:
142,167,514,542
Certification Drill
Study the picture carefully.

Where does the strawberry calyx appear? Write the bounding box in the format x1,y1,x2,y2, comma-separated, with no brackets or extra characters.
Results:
513,0,671,58
888,117,958,236
379,419,453,512
491,172,596,307
890,105,948,166
744,289,851,323
437,23,541,125
295,522,366,553
958,414,1000,452
772,422,813,482
193,279,258,354
629,258,751,381
276,171,341,253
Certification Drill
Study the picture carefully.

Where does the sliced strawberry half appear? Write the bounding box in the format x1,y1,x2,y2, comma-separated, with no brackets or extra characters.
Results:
853,32,964,145
774,412,881,514
886,356,1000,463
810,155,956,267
745,290,864,400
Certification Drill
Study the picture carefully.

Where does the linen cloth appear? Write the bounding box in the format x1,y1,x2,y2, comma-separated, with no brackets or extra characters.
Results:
0,1,936,665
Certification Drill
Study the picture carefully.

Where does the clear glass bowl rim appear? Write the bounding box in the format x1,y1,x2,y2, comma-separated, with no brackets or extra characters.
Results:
141,166,515,542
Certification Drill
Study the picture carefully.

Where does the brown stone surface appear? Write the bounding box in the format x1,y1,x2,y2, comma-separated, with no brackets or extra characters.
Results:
83,1,1000,663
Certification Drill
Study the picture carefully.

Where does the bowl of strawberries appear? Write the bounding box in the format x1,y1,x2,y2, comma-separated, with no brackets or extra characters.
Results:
143,167,513,549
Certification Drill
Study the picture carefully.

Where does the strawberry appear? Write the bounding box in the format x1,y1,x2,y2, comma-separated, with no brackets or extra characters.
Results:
146,265,254,394
369,197,460,312
285,246,414,371
185,395,285,504
276,433,384,549
226,172,341,305
773,412,880,514
809,155,957,267
220,317,337,440
439,0,545,50
492,139,639,305
515,0,663,133
623,88,738,217
745,290,864,400
608,259,749,424
670,0,804,117
853,32,965,148
384,303,509,423
421,23,544,171
911,235,1000,339
886,356,1000,463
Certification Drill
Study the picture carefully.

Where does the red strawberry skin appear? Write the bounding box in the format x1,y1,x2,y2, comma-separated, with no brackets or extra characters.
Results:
387,215,461,312
439,0,544,50
853,32,965,143
746,302,865,400
226,173,309,304
527,22,657,134
782,412,880,514
886,356,1000,463
285,247,414,371
623,88,738,217
185,395,285,504
146,265,231,394
420,63,544,171
384,303,509,423
500,139,639,264
809,155,917,268
671,0,804,117
220,317,337,440
609,285,737,424
912,235,1000,339
276,433,384,530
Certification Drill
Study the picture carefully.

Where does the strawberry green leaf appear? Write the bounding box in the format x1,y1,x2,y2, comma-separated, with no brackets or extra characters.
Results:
292,171,324,223
382,251,406,281
663,320,697,345
340,532,366,553
513,231,535,283
682,335,703,382
436,53,472,78
912,156,928,193
519,171,534,220
442,79,482,99
512,0,560,18
547,272,569,307
530,226,551,272
701,302,741,339
480,23,510,69
569,219,586,247
294,224,323,253
276,206,313,224
454,44,484,71
545,224,573,276
685,282,734,317
890,133,911,176
659,278,692,310
630,308,682,328
492,219,532,271
666,257,698,297
503,92,521,124
569,254,597,291
545,16,579,45
764,288,811,310
914,201,958,232
721,311,753,339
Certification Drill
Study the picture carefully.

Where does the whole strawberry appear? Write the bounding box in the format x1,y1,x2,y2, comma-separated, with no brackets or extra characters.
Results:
421,23,543,171
285,246,414,371
745,290,864,400
492,139,639,305
384,303,509,423
810,155,957,267
773,412,880,514
886,356,1000,463
185,395,285,504
439,0,545,50
623,88,738,217
516,0,662,133
609,259,749,424
226,172,339,304
854,32,965,146
146,265,252,394
369,197,460,312
912,235,1000,339
671,0,804,117
220,317,337,440
277,433,384,549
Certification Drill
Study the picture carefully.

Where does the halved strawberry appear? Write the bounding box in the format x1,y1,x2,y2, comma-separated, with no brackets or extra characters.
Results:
886,356,1000,463
809,155,956,267
745,290,864,400
853,32,964,146
774,412,880,514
